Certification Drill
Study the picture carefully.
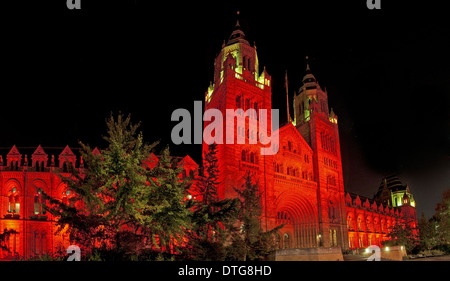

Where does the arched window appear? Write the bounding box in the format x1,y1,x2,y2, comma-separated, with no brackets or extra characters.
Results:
241,150,247,162
249,152,255,164
328,201,336,220
8,187,20,214
283,233,290,249
33,232,47,256
34,188,45,215
236,95,241,108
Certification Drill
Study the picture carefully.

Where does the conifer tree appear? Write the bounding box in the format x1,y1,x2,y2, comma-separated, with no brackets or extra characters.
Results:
48,113,196,260
133,145,193,257
229,172,284,261
434,189,450,247
45,113,162,259
186,143,239,260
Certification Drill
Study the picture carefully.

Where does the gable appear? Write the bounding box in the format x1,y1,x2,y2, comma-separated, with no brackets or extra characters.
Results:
59,145,75,158
278,123,313,154
7,145,21,157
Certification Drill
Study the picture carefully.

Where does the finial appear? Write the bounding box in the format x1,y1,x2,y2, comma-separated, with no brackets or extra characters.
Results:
235,10,240,27
305,56,310,71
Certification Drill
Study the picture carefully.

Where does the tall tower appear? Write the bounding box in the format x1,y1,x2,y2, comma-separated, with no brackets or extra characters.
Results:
203,17,276,226
294,60,348,248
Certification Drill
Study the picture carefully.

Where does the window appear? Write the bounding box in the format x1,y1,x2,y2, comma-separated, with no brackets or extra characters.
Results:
33,232,47,256
236,96,242,108
34,188,45,215
287,141,292,152
283,233,290,249
330,229,337,247
241,150,247,162
328,201,336,220
8,187,20,214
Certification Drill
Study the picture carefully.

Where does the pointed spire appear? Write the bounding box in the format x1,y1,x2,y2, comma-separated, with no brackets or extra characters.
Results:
302,56,317,87
227,10,249,46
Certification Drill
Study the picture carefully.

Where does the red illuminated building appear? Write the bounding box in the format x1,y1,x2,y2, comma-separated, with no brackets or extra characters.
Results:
202,19,418,250
0,19,418,259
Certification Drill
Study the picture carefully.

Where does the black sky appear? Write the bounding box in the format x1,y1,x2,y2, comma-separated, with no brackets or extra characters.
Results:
1,1,449,218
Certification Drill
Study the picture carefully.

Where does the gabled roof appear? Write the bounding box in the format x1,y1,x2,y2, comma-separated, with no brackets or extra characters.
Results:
32,145,47,157
180,155,199,168
7,145,21,157
277,122,313,153
59,145,75,158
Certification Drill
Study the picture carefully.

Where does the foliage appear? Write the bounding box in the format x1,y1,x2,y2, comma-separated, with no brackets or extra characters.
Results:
134,145,193,254
382,219,419,254
434,189,450,246
0,229,18,252
229,172,284,261
45,113,193,260
417,212,439,251
186,143,239,261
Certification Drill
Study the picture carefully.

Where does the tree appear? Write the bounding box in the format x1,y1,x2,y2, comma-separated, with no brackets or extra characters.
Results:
434,189,450,246
186,143,239,260
46,114,196,260
0,229,18,254
133,145,193,257
383,219,419,254
418,212,439,250
229,172,283,261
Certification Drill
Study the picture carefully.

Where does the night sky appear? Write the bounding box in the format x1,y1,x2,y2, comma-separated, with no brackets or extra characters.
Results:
2,1,449,218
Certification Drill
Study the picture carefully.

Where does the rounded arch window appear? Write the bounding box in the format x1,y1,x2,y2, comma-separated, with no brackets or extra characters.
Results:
8,186,20,214
283,233,290,249
34,187,45,215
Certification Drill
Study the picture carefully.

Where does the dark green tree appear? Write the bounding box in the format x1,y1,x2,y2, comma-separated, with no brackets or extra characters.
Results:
186,143,239,260
418,212,439,250
45,113,173,260
133,145,193,257
434,189,450,247
229,172,284,261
